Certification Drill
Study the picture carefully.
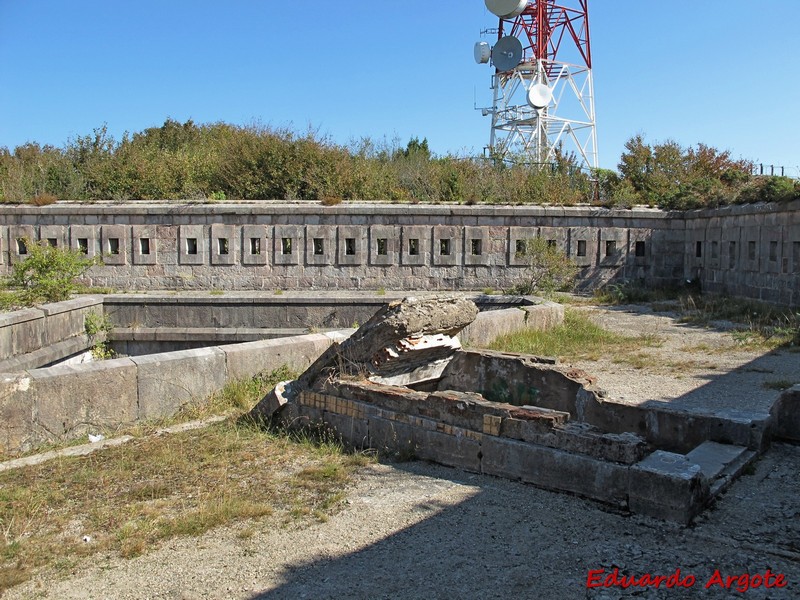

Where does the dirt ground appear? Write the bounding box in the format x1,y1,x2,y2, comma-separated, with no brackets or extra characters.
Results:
7,304,800,600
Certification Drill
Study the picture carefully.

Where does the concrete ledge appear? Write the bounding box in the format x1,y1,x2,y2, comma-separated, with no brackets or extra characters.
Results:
0,334,94,373
223,333,336,381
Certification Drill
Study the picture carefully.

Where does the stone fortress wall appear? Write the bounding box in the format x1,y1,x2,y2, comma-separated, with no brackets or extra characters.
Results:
0,200,798,304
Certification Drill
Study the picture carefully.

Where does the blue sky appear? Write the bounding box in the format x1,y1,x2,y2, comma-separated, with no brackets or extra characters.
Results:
1,0,798,174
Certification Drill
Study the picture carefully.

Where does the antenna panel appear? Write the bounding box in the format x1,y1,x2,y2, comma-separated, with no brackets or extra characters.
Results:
485,0,528,19
474,41,491,64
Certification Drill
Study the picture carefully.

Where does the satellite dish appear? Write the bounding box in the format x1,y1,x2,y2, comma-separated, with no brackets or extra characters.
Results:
474,42,490,64
485,0,528,19
527,83,553,109
491,36,523,72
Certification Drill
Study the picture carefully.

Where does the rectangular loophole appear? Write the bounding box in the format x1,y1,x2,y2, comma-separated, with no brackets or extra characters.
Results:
440,238,451,256
345,238,356,256
605,240,616,256
635,241,646,257
769,241,778,261
108,238,120,255
376,238,388,256
78,238,89,254
186,238,198,255
250,237,261,255
547,240,556,248
139,238,150,255
728,241,736,269
515,239,527,257
576,240,587,257
711,241,719,259
748,241,756,260
470,239,482,256
408,238,419,256
217,238,229,255
281,238,292,255
16,239,28,255
793,242,800,273
47,238,57,248
313,238,324,255
695,241,702,258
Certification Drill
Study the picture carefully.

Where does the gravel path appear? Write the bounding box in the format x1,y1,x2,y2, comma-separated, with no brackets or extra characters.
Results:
7,305,800,600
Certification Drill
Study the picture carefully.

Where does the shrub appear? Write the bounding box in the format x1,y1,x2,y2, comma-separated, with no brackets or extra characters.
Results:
6,239,98,304
28,193,57,206
507,237,577,295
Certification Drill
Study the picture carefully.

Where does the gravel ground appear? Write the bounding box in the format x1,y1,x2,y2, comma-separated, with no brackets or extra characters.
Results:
7,305,800,600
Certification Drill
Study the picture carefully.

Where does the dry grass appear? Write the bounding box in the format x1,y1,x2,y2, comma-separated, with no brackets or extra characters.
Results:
0,368,373,593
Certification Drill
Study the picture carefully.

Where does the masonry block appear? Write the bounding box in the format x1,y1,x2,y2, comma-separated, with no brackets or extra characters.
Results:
305,225,335,266
29,358,139,439
770,385,800,443
0,225,5,266
273,225,301,265
401,226,431,266
464,226,490,266
337,225,367,266
39,225,67,249
508,227,539,266
132,225,158,265
101,224,129,265
599,228,626,267
9,309,46,356
132,347,227,420
9,225,35,264
628,451,710,525
369,225,400,266
210,223,237,266
0,373,35,453
223,334,334,381
569,227,597,267
242,224,268,266
178,224,206,265
433,226,462,266
70,225,100,259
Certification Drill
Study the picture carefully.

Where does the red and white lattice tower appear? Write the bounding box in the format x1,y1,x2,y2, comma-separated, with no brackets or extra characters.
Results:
475,0,597,169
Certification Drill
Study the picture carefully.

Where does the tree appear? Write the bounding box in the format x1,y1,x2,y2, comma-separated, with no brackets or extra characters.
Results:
508,237,577,295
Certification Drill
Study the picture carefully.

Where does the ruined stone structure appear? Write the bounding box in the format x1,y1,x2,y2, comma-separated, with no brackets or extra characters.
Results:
252,296,791,524
1,200,798,305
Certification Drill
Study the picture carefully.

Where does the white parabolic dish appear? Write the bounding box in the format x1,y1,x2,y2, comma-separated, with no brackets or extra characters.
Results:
485,0,528,19
474,42,491,64
527,83,553,109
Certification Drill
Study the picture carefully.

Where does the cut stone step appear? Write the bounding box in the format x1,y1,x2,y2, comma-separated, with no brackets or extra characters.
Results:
686,441,757,496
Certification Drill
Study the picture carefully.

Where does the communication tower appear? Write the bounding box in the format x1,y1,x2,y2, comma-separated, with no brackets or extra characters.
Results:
475,0,598,170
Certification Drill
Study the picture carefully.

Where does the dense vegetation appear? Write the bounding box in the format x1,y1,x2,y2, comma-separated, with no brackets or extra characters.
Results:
1,119,797,208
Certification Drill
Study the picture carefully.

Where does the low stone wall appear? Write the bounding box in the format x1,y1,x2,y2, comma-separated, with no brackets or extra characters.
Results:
771,384,800,443
0,296,104,372
0,332,339,454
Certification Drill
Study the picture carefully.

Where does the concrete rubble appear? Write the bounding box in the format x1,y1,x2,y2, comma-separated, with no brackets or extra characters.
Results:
251,295,792,525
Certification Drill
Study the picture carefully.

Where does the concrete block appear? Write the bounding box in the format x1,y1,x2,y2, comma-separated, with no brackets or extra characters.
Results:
132,225,158,265
598,227,626,267
337,225,367,266
9,225,35,264
369,225,400,266
433,226,462,266
481,436,630,507
323,410,370,449
9,309,46,356
29,358,139,439
222,333,334,381
101,224,128,265
210,223,237,266
0,372,34,454
39,225,67,249
508,227,539,266
569,227,597,267
464,226,490,266
242,224,268,266
178,224,206,265
401,226,431,266
628,451,709,524
70,224,99,259
0,224,5,266
273,225,301,265
132,347,227,420
305,225,335,266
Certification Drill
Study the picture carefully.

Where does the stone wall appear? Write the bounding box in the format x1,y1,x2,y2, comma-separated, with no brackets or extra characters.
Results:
1,200,798,304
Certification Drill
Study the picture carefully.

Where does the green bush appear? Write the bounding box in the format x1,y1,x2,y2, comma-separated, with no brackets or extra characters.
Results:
6,239,98,305
507,237,578,295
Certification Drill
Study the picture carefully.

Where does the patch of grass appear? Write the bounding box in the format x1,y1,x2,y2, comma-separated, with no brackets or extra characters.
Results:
0,375,372,593
209,289,224,296
486,308,661,363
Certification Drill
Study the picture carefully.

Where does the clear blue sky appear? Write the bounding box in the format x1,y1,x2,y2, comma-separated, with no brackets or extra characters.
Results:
1,0,798,175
